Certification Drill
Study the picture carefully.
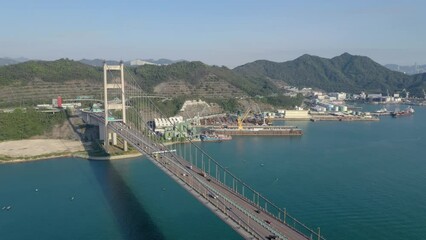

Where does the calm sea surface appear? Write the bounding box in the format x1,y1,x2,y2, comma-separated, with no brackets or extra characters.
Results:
1,105,426,240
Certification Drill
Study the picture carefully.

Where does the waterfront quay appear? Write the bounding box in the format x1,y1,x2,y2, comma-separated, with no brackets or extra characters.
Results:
211,126,303,136
310,115,379,122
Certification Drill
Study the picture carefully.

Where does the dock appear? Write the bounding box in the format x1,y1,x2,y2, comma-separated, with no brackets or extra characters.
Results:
310,115,379,121
210,126,303,136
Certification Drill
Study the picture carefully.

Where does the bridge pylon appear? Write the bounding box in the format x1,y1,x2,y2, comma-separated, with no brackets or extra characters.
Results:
103,62,128,152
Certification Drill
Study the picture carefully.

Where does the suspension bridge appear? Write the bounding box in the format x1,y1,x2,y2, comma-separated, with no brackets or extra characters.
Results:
82,63,325,240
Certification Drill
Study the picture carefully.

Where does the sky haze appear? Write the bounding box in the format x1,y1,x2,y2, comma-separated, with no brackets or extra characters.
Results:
1,0,425,67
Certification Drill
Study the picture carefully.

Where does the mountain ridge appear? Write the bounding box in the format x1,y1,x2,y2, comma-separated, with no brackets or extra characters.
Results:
233,52,420,95
1,53,425,103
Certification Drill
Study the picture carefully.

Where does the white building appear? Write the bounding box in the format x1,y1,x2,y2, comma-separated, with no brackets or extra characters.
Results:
329,92,347,100
311,106,326,112
154,116,184,131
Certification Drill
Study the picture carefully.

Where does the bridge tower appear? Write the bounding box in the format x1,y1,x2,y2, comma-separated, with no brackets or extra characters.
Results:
103,62,128,152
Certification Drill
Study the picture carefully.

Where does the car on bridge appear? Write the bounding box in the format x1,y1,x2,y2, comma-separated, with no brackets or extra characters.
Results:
208,193,218,199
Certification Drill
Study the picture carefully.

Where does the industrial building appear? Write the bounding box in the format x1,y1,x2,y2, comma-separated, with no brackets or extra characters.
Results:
283,110,310,120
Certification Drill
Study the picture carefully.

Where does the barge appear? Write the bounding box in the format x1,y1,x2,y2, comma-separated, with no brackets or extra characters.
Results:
200,134,232,142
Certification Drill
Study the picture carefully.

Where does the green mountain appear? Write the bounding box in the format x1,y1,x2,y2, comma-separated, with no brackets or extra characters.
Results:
0,59,103,107
1,54,425,108
0,59,102,86
410,73,426,97
234,53,417,95
129,61,277,96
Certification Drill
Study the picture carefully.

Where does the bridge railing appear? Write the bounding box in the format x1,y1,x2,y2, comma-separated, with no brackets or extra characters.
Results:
171,140,325,240
116,68,326,240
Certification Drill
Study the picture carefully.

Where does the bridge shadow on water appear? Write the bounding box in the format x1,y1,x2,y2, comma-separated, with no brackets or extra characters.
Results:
89,160,165,240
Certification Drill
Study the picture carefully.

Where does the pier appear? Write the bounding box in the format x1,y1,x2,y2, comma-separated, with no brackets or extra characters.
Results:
211,126,303,136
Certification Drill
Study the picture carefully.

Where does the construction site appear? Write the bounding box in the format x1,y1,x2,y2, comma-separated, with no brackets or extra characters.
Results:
174,99,304,137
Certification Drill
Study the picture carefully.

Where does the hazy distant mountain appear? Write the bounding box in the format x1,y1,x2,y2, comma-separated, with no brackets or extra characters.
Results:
129,58,184,66
79,58,184,67
385,64,426,75
143,58,184,65
79,59,121,67
0,57,29,66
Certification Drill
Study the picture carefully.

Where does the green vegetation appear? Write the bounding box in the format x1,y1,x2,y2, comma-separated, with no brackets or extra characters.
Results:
261,94,304,108
153,97,187,117
0,54,425,103
0,59,102,86
0,108,67,141
205,97,240,113
131,61,209,92
129,62,278,96
234,53,424,97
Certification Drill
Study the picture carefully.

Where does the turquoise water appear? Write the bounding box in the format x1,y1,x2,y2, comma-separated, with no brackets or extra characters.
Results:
1,105,426,239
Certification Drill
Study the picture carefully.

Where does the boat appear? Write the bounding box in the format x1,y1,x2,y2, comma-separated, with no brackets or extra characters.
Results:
375,108,388,113
200,134,232,142
372,108,390,116
390,107,415,117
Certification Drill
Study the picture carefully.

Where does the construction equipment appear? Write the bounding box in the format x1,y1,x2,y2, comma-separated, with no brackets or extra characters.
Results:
402,89,410,99
237,108,252,130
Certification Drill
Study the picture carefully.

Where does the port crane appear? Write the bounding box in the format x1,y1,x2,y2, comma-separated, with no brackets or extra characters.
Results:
402,88,409,99
237,108,252,130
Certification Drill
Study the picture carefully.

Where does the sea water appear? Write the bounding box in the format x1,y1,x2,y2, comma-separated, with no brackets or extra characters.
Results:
1,105,425,240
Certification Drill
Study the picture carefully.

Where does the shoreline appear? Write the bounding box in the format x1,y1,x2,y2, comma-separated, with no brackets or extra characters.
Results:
0,138,145,165
0,138,194,165
0,151,144,164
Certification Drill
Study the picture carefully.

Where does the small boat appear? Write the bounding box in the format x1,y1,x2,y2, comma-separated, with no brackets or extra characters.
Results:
391,107,415,117
200,134,232,142
374,108,388,113
2,206,6,210
6,206,11,211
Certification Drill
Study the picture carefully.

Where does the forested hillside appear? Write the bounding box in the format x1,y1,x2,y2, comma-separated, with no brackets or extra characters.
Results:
234,53,423,96
1,53,425,106
0,59,102,86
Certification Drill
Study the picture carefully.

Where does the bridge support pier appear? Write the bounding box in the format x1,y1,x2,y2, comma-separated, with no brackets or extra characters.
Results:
112,132,117,145
103,62,128,153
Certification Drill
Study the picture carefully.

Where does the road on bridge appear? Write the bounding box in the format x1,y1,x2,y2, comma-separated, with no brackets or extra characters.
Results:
88,112,316,240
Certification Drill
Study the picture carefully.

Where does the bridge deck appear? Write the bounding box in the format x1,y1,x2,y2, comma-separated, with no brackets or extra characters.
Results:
87,112,314,240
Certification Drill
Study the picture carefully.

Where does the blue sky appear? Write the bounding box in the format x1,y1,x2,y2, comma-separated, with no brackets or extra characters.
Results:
1,0,425,67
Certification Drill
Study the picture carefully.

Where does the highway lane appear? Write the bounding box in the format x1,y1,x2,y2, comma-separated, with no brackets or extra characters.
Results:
89,113,317,240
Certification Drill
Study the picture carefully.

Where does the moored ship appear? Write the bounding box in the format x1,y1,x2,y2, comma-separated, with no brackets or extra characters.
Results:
391,107,415,117
200,134,232,142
